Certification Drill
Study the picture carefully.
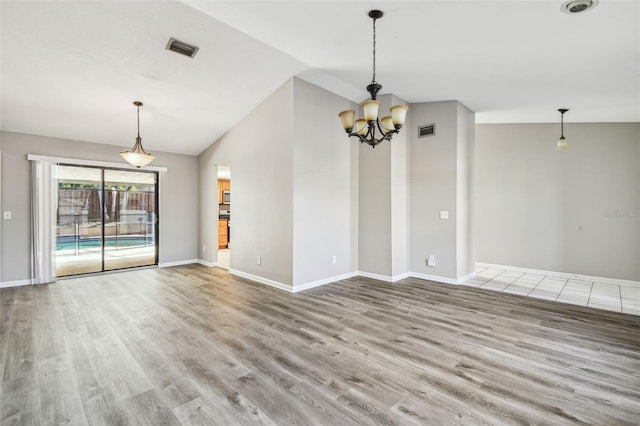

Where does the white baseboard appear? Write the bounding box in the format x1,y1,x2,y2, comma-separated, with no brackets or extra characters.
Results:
0,279,33,289
408,272,460,285
229,269,293,292
158,259,199,268
197,259,217,268
357,271,411,283
477,262,640,288
292,272,359,293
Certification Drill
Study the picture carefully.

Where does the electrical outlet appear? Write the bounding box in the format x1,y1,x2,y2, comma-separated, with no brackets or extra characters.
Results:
427,255,436,267
3,211,11,220
439,210,449,220
257,255,261,265
332,256,337,265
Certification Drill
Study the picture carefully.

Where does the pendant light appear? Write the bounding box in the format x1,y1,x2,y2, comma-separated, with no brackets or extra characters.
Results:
557,108,569,150
121,101,156,168
337,10,409,148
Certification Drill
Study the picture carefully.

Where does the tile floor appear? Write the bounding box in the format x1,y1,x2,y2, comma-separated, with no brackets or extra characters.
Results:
464,267,640,316
217,248,230,270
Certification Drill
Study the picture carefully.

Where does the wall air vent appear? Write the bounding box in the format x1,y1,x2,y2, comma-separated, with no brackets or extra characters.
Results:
165,38,199,58
418,124,436,138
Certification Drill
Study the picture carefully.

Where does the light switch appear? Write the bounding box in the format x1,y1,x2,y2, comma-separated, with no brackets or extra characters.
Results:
3,211,11,220
439,210,449,220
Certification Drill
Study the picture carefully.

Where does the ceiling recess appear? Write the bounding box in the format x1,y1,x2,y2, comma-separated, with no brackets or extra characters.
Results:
561,0,598,14
165,38,199,58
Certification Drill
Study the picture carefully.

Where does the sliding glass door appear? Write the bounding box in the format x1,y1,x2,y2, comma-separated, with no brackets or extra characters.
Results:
55,165,158,277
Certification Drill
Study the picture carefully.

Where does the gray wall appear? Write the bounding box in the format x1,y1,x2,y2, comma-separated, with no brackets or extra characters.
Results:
358,136,392,276
357,93,412,278
199,80,295,286
456,103,475,279
292,78,358,286
476,123,640,281
0,131,198,283
409,101,475,280
198,78,359,289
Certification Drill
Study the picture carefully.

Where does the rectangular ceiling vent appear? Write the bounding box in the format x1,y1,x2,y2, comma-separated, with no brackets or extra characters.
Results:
165,38,199,58
418,124,436,138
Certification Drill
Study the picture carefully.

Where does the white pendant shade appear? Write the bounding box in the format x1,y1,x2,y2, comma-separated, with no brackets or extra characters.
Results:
120,149,156,168
121,101,155,168
557,137,568,150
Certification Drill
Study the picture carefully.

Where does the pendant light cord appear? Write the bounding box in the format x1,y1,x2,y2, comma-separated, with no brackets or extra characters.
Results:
137,104,141,138
371,17,377,84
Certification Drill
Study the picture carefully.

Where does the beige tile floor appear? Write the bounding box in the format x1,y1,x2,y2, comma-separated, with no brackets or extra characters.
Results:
217,248,230,270
464,266,639,316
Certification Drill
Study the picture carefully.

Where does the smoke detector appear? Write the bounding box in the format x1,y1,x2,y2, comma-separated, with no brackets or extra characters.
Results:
561,0,598,14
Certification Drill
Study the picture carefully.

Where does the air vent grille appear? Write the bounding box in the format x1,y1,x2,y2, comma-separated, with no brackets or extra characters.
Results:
418,124,435,138
165,38,199,58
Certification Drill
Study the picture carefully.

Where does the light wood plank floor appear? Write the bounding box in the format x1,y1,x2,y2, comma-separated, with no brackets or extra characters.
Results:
1,265,640,425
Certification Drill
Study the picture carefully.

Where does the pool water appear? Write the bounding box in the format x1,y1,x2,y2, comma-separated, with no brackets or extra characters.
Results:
56,236,154,251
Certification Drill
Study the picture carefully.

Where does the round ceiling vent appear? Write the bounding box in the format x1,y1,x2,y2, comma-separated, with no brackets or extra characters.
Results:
561,0,599,14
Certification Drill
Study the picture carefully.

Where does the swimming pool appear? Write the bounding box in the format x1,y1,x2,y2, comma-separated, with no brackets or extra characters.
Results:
56,235,154,251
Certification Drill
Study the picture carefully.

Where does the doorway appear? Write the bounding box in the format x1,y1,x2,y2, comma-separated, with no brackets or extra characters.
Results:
55,165,158,277
217,165,231,270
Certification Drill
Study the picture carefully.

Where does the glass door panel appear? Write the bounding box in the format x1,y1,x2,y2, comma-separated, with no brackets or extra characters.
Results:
56,165,104,276
103,169,157,271
55,165,158,277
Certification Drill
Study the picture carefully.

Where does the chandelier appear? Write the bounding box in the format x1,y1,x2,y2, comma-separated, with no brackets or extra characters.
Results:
338,10,409,148
121,101,156,168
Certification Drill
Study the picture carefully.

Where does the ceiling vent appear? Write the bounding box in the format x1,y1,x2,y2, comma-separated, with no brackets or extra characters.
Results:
561,0,598,14
418,124,436,138
165,38,199,58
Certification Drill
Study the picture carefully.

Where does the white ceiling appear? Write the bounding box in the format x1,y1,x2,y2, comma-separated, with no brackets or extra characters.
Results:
1,1,638,156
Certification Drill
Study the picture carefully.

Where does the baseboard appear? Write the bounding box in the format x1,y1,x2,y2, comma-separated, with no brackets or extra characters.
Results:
0,279,33,289
456,271,477,283
292,272,359,293
357,271,411,283
229,269,293,292
158,259,199,268
477,262,640,288
197,259,217,268
408,272,460,285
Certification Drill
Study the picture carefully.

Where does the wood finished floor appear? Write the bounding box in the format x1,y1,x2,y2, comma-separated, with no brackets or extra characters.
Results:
1,265,640,425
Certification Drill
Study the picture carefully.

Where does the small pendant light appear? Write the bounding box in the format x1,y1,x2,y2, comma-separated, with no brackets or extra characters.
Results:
557,108,569,150
121,101,156,168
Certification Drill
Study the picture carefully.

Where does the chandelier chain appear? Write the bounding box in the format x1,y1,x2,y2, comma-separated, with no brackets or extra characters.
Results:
372,17,376,84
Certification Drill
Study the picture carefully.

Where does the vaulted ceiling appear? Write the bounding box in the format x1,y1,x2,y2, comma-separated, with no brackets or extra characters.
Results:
1,1,638,156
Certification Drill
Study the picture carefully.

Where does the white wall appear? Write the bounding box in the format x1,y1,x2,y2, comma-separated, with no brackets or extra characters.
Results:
199,80,295,286
291,78,358,287
476,123,640,281
0,131,198,283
